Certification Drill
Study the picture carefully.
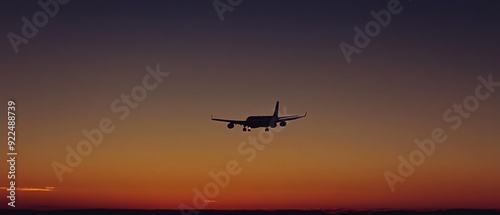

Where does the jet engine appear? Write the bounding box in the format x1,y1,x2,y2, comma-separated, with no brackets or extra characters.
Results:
227,123,235,129
280,121,287,127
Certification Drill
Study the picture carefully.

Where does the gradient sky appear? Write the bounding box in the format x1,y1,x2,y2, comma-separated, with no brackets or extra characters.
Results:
1,0,500,210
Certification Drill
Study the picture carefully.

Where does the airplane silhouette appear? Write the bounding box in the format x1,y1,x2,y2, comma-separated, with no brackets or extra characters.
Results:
211,101,306,132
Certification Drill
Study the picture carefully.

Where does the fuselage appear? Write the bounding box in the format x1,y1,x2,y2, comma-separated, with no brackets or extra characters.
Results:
245,115,275,128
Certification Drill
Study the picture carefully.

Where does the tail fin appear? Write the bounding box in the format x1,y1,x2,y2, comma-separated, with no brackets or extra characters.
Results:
273,101,279,116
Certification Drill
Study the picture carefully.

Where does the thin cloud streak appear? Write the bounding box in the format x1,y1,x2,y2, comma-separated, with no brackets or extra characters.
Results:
1,186,55,192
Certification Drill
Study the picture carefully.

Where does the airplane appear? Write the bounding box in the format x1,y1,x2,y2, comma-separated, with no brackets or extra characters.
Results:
211,101,306,132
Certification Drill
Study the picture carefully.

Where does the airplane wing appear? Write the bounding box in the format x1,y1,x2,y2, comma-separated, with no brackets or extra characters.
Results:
211,115,246,125
278,112,307,122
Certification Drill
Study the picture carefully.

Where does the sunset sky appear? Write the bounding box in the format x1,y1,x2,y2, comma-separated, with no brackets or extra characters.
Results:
1,0,499,210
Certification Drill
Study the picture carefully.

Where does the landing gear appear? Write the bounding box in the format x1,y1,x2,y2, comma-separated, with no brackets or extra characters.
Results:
243,127,251,132
243,127,247,132
265,127,270,132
